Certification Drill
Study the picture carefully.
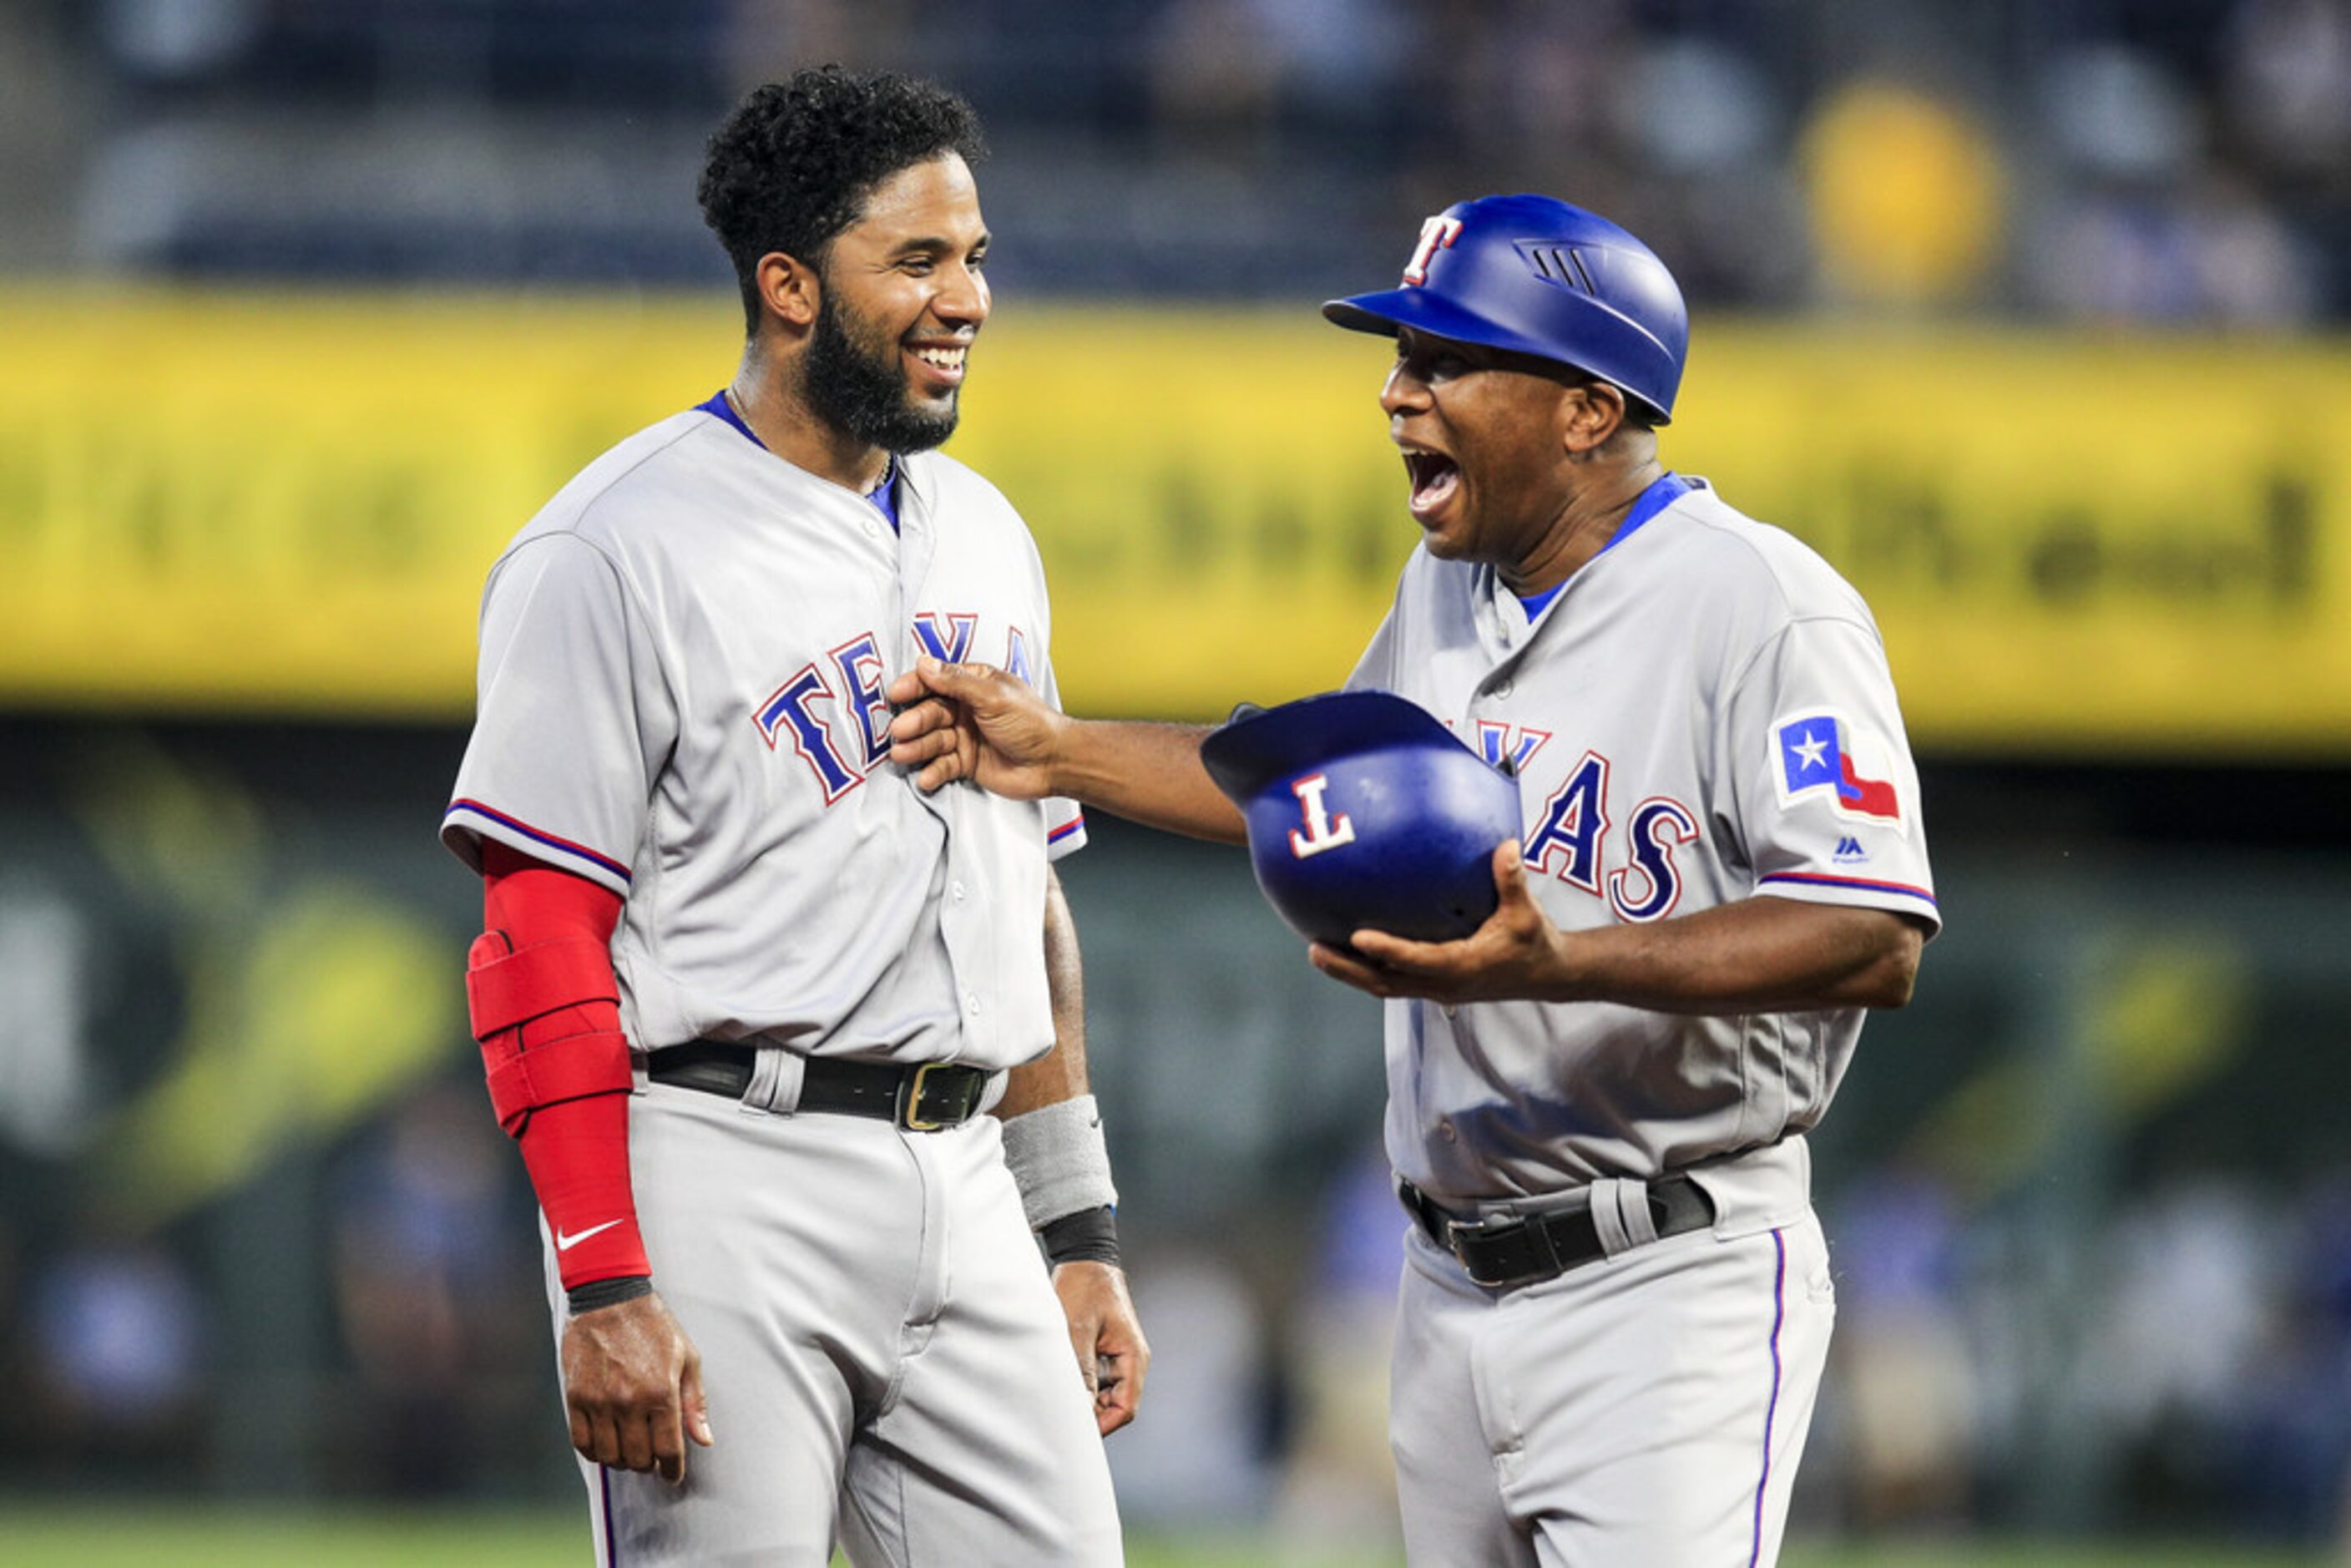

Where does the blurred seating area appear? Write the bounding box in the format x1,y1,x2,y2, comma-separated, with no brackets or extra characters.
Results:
0,0,2343,319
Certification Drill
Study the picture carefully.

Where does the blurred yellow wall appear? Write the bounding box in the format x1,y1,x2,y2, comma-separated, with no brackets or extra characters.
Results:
4,290,2347,756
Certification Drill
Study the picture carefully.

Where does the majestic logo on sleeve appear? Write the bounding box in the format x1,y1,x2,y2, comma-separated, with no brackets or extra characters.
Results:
1773,711,1907,836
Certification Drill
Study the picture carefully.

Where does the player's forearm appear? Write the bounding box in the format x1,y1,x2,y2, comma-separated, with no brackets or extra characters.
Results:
1551,897,1924,1014
1000,867,1123,1267
1051,720,1246,845
999,867,1089,1118
476,844,652,1300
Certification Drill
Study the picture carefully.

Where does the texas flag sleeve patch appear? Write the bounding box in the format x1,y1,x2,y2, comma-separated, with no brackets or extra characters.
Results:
1772,710,1907,834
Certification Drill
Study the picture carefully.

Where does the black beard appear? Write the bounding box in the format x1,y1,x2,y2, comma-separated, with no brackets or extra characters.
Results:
801,291,960,454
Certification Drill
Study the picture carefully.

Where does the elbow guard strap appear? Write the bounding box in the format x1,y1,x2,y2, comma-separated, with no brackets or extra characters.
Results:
482,1027,633,1136
467,933,619,1034
467,931,635,1136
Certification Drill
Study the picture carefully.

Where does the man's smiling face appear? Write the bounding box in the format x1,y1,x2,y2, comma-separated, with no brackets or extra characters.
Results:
801,152,991,453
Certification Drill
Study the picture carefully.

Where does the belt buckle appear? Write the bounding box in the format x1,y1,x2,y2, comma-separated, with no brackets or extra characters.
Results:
1445,1211,1559,1290
897,1063,960,1131
1442,1209,1519,1248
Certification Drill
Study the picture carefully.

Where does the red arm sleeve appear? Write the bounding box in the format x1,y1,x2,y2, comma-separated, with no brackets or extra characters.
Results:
480,840,650,1292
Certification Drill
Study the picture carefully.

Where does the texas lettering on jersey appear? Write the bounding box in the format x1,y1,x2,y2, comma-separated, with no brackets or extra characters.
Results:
755,615,1031,802
1475,720,1551,776
1456,721,1709,926
1511,750,1703,923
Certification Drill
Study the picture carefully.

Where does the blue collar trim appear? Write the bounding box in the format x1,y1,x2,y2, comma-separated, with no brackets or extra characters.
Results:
698,388,899,533
1514,471,1692,617
698,388,767,451
1595,471,1692,559
865,458,900,534
1516,579,1567,620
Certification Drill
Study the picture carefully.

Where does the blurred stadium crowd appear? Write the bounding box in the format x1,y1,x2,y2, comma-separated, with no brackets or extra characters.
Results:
2,0,2349,1560
0,0,2345,318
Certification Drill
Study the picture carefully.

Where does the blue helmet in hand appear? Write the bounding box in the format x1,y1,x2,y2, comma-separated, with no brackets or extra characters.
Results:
1200,690,1524,947
1324,194,1688,424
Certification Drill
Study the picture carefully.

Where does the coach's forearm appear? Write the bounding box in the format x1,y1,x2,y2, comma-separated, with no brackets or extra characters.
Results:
1552,898,1924,1014
1054,721,1246,845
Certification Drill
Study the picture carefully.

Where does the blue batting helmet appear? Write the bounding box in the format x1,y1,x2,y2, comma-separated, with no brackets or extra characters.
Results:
1323,194,1688,424
1200,690,1525,947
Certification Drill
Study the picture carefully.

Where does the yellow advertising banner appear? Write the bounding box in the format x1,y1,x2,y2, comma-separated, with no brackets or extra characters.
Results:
2,289,2346,757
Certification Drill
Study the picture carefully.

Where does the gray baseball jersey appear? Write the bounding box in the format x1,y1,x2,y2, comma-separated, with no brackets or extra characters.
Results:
445,400,1121,1565
442,404,1086,1070
1347,475,1939,1212
1349,473,1929,1566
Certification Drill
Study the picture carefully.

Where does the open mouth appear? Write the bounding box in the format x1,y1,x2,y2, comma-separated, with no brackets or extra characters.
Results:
1401,448,1460,520
908,343,968,387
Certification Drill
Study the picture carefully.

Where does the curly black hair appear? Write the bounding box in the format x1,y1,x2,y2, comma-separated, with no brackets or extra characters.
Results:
698,67,988,336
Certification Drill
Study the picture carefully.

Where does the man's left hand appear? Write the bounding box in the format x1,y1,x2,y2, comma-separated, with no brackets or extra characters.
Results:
1310,840,1574,1004
1051,1260,1150,1436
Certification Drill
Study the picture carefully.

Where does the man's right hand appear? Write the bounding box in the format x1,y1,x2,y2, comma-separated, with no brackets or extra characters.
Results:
887,655,1066,798
889,658,1246,845
560,1290,713,1484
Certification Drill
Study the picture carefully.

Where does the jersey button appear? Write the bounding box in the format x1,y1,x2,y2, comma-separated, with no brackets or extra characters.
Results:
964,992,982,1015
1491,679,1514,700
951,881,967,902
1442,1004,1459,1019
1438,1118,1458,1142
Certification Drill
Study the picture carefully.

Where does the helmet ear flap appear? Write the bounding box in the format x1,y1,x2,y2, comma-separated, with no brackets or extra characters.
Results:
1201,690,1524,947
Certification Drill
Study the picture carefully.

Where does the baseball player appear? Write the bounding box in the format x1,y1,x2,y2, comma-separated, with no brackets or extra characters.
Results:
888,194,1937,1565
440,68,1145,1565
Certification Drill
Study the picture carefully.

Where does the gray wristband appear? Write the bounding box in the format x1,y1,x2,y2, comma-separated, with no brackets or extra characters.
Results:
999,1094,1119,1232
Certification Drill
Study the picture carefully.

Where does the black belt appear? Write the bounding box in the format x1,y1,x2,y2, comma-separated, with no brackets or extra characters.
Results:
1399,1174,1714,1289
649,1040,991,1132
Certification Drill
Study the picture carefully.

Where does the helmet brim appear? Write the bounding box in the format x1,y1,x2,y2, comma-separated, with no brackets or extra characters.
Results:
1200,689,1469,803
1322,291,1674,426
1323,289,1551,358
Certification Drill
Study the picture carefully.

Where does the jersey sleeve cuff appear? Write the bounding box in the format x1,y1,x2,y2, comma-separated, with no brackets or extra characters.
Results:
442,799,635,897
1044,804,1087,862
1755,870,1941,937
